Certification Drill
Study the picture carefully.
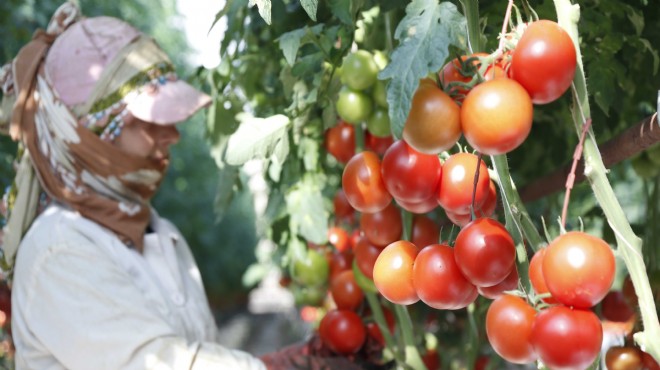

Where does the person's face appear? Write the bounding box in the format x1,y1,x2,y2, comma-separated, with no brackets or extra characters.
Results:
113,115,180,166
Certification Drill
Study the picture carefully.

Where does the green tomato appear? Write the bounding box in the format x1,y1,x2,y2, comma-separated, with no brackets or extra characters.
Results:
373,80,388,108
366,108,391,137
291,249,330,287
646,142,660,166
631,153,660,179
290,283,326,306
340,50,379,91
373,50,389,71
336,87,373,124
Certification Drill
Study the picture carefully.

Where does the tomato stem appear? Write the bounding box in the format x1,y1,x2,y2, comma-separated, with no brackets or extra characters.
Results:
393,304,426,370
560,117,592,228
497,0,515,51
364,291,404,363
470,152,484,221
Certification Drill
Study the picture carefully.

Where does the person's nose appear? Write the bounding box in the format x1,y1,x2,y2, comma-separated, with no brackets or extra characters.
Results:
158,125,180,147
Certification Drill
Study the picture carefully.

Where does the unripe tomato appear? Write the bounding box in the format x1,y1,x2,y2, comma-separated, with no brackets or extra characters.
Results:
486,294,537,364
336,87,373,124
373,79,388,108
461,78,533,155
330,270,364,311
373,240,420,305
342,151,392,213
324,121,355,164
291,249,329,287
319,309,367,355
403,80,461,154
366,107,391,137
381,140,442,203
291,283,326,306
437,152,490,215
510,20,577,104
341,50,380,91
543,231,615,308
360,203,403,247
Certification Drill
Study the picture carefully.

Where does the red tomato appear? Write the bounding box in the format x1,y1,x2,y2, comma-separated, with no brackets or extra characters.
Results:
486,294,537,364
543,231,615,308
439,53,486,100
403,80,462,154
330,270,364,311
324,121,355,164
353,235,382,280
327,226,350,252
478,267,519,300
342,151,392,213
601,290,636,323
422,349,441,370
605,346,644,370
328,250,354,281
531,306,603,370
528,247,559,304
360,202,402,247
411,215,440,248
349,229,362,250
474,356,490,370
333,189,354,220
396,195,438,214
445,180,498,227
319,309,367,355
381,140,442,202
413,244,478,309
510,20,577,104
373,240,420,305
454,218,516,287
445,210,472,228
365,132,394,156
437,152,490,214
642,351,660,370
461,78,533,155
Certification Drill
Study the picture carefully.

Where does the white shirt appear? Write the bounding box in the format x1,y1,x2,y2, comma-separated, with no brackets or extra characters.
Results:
11,203,266,370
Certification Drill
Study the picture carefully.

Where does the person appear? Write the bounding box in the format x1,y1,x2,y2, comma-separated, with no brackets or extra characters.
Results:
0,2,368,370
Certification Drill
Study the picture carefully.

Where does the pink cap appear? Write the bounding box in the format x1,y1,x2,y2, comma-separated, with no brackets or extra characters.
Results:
45,16,211,125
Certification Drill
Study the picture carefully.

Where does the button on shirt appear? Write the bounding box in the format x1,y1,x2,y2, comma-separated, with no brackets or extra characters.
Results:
11,204,266,370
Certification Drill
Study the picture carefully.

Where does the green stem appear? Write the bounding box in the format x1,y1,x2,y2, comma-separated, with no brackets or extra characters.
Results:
384,11,394,53
402,209,413,241
355,122,365,152
460,0,483,53
364,291,404,363
393,305,426,370
465,303,479,370
554,0,660,362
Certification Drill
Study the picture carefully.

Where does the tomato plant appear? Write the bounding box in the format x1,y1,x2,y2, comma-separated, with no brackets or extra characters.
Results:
436,152,490,214
319,309,367,355
342,151,392,213
439,53,485,99
373,240,420,305
486,294,537,364
360,202,403,247
381,140,442,202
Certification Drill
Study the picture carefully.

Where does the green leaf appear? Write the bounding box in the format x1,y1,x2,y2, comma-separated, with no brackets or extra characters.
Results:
213,162,240,222
638,38,660,75
298,136,320,171
291,52,324,78
248,0,272,24
379,0,466,138
300,0,317,21
286,174,329,244
625,5,644,36
587,63,616,116
225,114,291,165
279,28,307,66
242,263,270,287
329,0,353,25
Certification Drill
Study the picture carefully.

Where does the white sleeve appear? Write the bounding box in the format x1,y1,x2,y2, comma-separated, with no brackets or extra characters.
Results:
12,239,266,370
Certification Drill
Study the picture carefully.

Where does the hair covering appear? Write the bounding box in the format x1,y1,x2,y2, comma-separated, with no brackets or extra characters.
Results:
0,2,211,266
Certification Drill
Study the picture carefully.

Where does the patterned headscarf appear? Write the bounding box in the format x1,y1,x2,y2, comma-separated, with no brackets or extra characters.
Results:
0,2,180,266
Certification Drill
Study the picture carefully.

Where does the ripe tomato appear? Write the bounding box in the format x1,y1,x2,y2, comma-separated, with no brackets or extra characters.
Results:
486,294,537,364
437,152,490,215
411,215,440,248
642,351,660,370
290,249,329,287
601,290,636,323
543,231,615,308
528,247,559,304
366,107,391,137
422,349,441,370
328,250,353,281
461,78,533,155
605,346,644,370
327,226,350,252
381,140,442,202
439,53,486,100
445,210,472,228
324,121,355,164
373,240,420,305
510,20,577,104
360,202,403,247
478,267,519,300
454,218,516,287
330,270,364,311
333,189,354,220
396,195,438,214
336,87,373,124
340,50,380,91
403,80,461,154
365,132,394,156
353,235,382,280
319,309,367,355
413,244,478,309
531,306,603,370
342,151,392,213
446,180,498,227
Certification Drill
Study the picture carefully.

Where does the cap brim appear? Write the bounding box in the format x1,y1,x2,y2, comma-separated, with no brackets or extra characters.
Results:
126,80,212,125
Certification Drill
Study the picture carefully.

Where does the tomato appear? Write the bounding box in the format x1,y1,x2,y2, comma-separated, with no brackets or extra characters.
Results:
422,349,441,370
437,152,490,215
403,80,462,154
327,226,350,252
510,20,577,104
373,79,388,108
291,283,326,306
601,290,636,323
605,346,644,370
366,107,391,137
454,218,516,287
381,140,442,202
333,188,354,221
330,270,364,311
528,247,559,304
319,309,367,355
445,180,498,227
324,121,355,164
342,151,392,213
340,50,380,91
474,356,490,370
373,240,420,305
439,53,486,100
486,294,537,364
396,195,438,214
622,275,638,308
642,351,660,370
543,231,615,308
329,250,354,281
413,244,478,309
365,132,394,156
291,249,329,287
365,307,395,346
336,87,373,124
531,306,603,370
349,229,362,250
353,235,382,280
461,78,533,155
411,215,440,248
360,202,403,247
478,267,519,300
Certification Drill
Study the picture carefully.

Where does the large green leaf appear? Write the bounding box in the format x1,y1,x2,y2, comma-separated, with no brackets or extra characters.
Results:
300,0,318,21
285,174,329,245
379,0,466,138
248,0,271,24
225,114,291,165
279,24,324,66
